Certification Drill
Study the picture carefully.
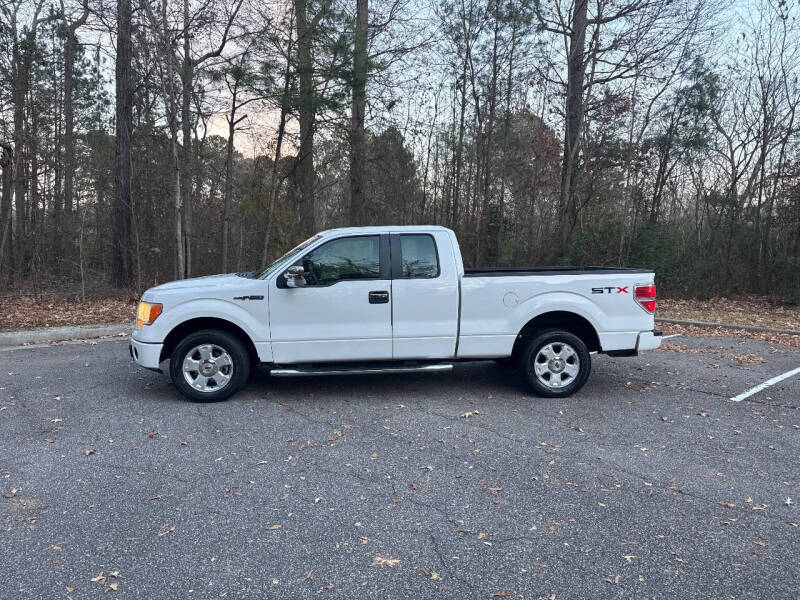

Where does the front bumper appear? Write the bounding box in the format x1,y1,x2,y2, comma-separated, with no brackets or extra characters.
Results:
636,329,662,352
130,337,164,371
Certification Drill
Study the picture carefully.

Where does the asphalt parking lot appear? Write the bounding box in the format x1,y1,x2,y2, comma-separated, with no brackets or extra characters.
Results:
1,334,798,599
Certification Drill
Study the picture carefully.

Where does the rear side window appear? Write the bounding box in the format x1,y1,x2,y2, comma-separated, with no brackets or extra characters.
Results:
399,234,439,279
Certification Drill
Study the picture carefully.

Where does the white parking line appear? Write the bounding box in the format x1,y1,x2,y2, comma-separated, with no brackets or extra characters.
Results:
661,334,681,339
730,366,800,402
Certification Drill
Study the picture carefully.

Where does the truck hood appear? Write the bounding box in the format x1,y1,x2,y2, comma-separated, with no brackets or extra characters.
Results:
142,273,263,300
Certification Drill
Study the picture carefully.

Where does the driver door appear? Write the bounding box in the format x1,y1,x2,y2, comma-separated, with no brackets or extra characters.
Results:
268,234,393,363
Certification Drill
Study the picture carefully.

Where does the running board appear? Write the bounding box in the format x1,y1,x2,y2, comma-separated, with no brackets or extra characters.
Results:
270,363,453,377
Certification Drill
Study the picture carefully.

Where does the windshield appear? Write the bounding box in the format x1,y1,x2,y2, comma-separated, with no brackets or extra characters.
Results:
255,235,321,280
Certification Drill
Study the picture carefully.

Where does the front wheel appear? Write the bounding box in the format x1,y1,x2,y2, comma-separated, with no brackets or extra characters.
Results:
169,329,250,402
518,329,591,398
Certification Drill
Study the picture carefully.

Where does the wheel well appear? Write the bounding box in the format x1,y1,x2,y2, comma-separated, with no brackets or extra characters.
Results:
512,311,601,357
159,317,259,364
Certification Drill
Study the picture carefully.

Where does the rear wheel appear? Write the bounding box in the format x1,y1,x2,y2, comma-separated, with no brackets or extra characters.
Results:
169,329,250,402
518,329,591,398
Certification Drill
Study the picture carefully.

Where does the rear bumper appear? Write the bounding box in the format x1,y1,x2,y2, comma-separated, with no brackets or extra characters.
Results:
130,338,163,371
636,329,662,352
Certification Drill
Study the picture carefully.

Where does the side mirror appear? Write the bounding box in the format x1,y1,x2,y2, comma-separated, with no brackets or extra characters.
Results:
284,265,306,288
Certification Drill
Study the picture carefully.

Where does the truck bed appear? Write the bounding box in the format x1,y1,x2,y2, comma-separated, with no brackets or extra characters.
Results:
463,266,653,277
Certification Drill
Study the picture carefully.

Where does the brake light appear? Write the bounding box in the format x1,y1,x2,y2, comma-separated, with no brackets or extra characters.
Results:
634,284,656,314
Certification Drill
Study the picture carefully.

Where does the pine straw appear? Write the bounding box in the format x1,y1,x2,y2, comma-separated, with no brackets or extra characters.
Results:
0,296,136,331
658,296,800,332
659,322,800,350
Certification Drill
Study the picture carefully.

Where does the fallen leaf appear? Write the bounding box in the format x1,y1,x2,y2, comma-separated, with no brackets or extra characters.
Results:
410,483,419,491
371,555,401,567
65,586,74,593
493,591,511,597
84,449,95,456
477,532,487,540
461,410,479,419
105,582,118,592
91,572,105,583
786,497,793,506
716,502,736,508
268,524,282,530
306,571,314,580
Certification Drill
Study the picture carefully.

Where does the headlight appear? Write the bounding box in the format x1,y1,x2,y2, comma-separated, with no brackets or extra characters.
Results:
136,301,163,328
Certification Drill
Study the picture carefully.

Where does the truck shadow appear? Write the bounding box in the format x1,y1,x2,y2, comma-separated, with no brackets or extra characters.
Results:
246,360,527,400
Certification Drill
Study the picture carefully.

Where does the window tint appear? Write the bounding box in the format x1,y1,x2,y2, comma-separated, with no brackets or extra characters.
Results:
302,236,380,285
400,234,439,278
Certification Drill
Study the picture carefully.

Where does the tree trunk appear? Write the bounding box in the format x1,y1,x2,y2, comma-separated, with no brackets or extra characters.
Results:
62,0,89,269
261,19,294,267
475,2,499,266
112,0,133,287
452,59,468,229
559,0,588,245
349,0,368,226
495,15,517,263
12,52,28,281
61,50,72,260
0,143,13,282
294,0,316,236
221,81,242,273
180,0,194,279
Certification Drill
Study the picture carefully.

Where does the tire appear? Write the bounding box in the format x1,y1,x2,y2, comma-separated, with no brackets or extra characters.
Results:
518,328,591,398
169,329,250,402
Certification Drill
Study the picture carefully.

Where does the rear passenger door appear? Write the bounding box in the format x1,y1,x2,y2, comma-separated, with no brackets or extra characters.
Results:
390,232,459,359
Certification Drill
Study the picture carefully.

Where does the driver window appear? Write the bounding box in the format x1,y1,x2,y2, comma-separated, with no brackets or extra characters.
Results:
301,236,381,286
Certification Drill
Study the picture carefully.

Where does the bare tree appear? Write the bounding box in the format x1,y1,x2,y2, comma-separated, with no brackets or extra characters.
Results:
349,0,368,226
60,0,90,268
112,0,133,287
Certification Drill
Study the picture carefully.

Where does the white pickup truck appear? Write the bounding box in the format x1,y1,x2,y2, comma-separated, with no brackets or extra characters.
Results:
131,225,661,401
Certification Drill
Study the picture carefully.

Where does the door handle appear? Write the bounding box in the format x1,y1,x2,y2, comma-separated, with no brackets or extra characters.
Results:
368,290,390,304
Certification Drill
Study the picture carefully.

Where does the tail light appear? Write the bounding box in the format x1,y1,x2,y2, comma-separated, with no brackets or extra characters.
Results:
634,284,656,314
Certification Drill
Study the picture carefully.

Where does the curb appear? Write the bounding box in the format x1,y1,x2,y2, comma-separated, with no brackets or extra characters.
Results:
656,317,800,337
0,323,130,348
